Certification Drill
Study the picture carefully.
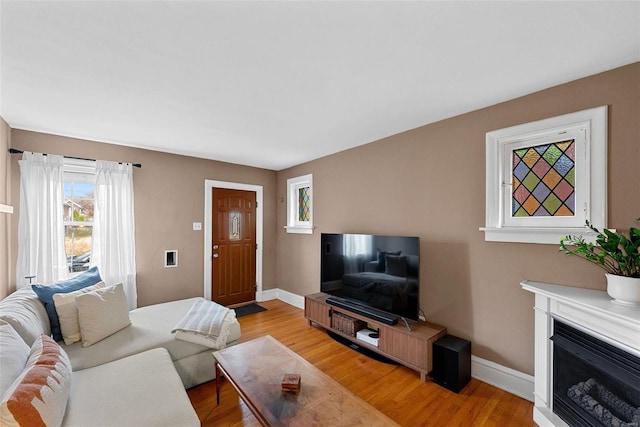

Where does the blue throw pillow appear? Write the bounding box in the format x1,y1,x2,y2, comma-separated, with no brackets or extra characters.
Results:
32,266,102,342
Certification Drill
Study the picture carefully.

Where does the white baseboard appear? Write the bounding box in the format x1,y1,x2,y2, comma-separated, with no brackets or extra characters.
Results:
257,288,277,302
258,287,304,309
263,288,535,402
471,355,534,402
275,288,305,308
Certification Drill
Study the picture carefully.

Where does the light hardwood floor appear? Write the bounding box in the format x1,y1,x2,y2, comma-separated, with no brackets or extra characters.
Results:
187,299,535,426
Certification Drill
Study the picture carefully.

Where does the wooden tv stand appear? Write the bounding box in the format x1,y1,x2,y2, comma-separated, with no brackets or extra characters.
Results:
304,292,446,381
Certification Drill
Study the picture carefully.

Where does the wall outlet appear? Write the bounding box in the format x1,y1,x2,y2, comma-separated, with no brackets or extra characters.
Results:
193,222,202,231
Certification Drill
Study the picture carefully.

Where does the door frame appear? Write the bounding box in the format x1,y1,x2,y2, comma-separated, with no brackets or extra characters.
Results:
204,180,263,302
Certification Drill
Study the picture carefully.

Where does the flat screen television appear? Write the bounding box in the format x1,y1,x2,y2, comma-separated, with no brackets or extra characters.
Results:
320,233,420,322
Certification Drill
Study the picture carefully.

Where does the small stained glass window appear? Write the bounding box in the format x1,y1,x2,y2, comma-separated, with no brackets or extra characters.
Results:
512,139,575,218
286,174,313,234
298,186,311,222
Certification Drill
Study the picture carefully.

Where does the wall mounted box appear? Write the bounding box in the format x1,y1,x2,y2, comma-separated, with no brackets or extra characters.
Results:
164,250,178,268
432,335,471,393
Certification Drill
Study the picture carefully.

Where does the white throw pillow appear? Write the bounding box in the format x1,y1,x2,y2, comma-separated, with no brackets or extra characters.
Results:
76,283,131,347
0,321,30,397
53,281,106,345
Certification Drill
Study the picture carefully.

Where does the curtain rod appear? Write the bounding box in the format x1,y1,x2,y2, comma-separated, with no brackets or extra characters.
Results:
8,148,141,168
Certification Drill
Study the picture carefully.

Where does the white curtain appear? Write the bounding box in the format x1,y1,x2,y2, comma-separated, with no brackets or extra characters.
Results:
92,160,137,309
16,152,68,288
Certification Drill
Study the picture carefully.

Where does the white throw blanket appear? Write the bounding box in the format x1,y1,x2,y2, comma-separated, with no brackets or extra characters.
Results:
171,298,233,349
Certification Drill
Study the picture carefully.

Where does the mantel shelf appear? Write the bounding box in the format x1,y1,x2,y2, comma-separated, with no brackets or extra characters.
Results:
521,280,640,327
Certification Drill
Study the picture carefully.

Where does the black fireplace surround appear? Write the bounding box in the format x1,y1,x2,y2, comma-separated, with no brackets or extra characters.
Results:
552,320,640,427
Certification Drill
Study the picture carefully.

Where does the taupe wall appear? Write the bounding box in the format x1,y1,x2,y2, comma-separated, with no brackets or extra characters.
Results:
8,131,278,306
276,63,640,375
0,117,12,299
4,63,638,375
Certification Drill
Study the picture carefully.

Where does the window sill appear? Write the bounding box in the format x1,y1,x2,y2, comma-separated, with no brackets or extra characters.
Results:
284,226,314,235
479,227,604,245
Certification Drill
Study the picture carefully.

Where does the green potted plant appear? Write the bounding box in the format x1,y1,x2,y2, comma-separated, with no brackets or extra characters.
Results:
560,217,640,306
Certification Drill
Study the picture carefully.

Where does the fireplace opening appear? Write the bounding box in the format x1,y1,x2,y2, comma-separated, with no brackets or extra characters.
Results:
551,320,640,427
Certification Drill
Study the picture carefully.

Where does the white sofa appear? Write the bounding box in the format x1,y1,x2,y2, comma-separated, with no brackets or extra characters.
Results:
0,287,242,426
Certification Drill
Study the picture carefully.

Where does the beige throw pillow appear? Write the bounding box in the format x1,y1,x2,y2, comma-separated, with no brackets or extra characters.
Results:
52,281,106,345
76,283,131,347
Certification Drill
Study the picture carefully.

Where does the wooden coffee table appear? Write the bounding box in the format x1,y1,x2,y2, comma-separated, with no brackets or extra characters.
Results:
213,335,399,426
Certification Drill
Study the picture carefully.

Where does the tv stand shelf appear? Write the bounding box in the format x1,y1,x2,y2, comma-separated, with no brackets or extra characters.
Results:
305,292,446,381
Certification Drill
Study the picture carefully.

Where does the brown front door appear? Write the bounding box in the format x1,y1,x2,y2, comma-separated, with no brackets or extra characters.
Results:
212,188,256,306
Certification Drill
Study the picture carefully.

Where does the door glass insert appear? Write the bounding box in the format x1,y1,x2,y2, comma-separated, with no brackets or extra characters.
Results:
229,211,242,240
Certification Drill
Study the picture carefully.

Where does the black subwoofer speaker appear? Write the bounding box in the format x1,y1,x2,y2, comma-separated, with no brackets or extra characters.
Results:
432,335,471,393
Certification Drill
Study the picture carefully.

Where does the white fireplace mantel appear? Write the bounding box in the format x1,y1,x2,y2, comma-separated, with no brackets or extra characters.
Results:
521,280,640,427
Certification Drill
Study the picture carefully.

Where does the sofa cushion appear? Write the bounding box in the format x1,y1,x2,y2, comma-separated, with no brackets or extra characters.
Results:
62,348,199,427
76,283,130,347
62,297,241,388
0,334,72,427
53,282,106,345
32,267,102,342
0,287,51,346
0,322,30,397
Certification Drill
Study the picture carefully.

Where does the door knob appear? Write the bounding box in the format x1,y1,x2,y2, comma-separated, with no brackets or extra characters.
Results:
213,253,219,258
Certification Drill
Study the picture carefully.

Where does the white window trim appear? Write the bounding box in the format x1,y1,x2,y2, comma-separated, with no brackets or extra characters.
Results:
285,174,313,234
480,106,607,244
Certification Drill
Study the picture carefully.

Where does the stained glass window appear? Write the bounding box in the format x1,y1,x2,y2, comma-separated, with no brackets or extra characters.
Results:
512,139,575,218
286,174,313,234
483,106,607,244
298,187,311,222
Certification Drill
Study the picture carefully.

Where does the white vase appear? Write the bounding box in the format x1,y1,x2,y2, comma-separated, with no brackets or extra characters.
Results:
605,274,640,307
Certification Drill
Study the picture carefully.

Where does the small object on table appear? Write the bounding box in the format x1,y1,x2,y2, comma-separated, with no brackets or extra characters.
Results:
281,373,301,393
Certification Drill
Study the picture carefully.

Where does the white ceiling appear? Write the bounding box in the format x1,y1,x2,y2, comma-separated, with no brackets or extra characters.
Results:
1,1,639,171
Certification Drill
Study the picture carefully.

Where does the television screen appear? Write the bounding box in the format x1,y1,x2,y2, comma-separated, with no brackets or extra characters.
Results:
320,233,420,322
